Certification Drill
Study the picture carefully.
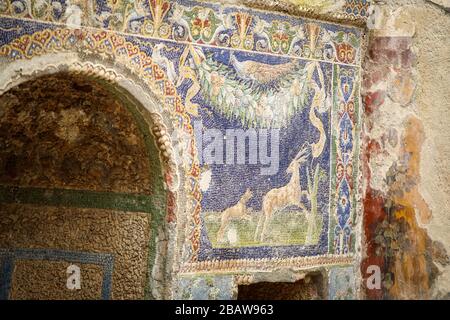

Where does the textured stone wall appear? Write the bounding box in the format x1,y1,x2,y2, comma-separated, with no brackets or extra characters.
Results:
0,204,151,299
0,73,152,194
0,74,163,299
10,260,104,300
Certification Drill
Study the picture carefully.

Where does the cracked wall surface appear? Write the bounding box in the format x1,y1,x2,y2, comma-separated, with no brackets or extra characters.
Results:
361,0,449,299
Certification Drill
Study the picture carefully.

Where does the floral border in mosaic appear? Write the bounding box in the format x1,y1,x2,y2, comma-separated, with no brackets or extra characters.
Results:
0,0,364,66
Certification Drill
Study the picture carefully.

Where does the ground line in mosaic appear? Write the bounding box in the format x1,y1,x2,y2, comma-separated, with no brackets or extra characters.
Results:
178,254,355,273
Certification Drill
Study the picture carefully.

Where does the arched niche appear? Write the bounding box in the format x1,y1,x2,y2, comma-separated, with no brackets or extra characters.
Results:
0,63,184,299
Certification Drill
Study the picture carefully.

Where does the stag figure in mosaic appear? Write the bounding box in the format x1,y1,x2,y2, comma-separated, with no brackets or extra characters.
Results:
254,144,310,242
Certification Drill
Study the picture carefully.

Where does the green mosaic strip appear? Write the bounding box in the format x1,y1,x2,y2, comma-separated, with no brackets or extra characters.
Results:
328,64,339,253
0,185,156,213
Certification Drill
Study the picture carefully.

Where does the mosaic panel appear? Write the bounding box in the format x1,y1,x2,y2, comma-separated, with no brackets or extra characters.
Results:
0,0,363,273
196,54,333,261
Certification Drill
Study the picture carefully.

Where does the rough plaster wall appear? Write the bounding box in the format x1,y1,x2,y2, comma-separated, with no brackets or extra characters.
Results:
412,2,450,297
362,0,449,299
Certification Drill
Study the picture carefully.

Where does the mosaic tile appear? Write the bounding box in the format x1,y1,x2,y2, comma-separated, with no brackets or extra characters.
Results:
343,0,370,18
328,265,356,299
175,275,235,300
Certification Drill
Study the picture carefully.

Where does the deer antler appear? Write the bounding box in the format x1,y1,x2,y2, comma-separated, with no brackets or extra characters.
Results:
294,143,310,162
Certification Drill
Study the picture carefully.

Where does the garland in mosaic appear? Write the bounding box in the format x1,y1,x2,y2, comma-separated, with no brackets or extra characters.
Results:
0,8,362,272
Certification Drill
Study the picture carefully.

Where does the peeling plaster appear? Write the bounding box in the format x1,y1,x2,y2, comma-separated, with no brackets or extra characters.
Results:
362,0,450,299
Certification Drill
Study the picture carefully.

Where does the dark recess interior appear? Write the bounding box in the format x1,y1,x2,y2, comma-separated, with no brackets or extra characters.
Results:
237,273,324,300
